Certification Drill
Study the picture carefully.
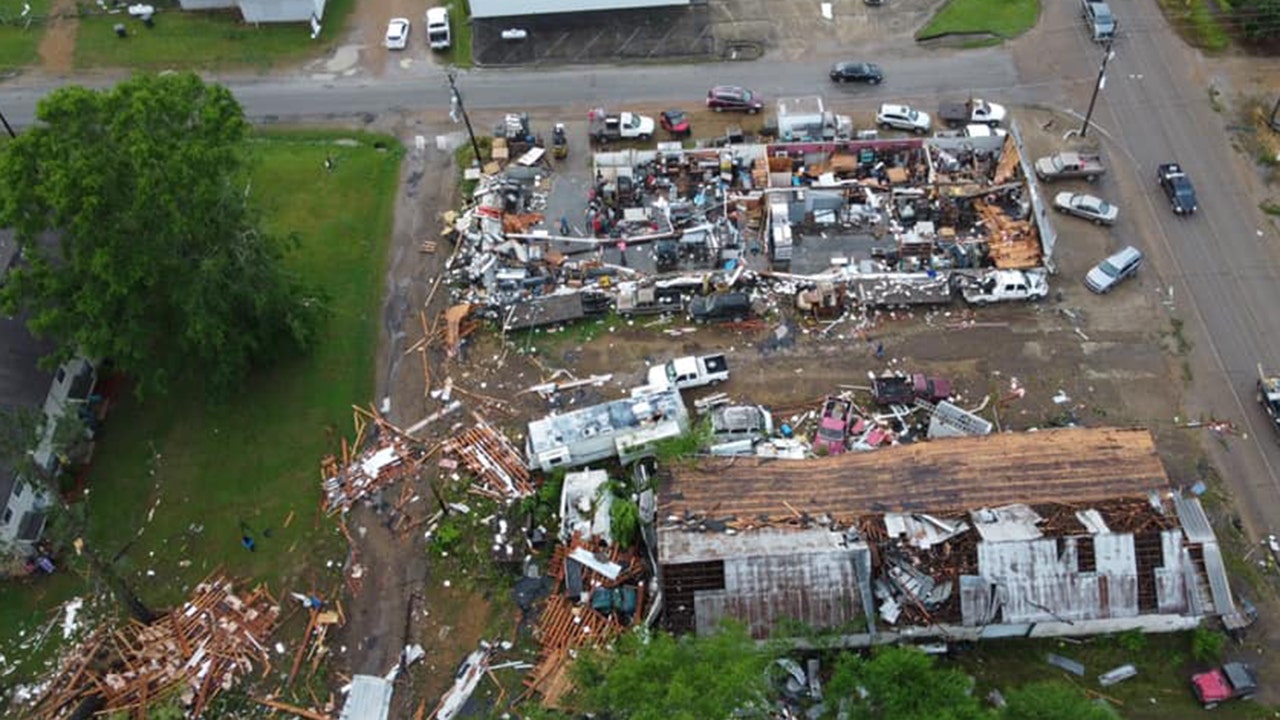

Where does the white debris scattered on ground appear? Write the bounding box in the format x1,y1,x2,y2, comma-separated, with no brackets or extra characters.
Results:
61,598,84,640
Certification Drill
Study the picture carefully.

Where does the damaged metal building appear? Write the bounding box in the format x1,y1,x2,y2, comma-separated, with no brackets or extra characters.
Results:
656,427,1243,642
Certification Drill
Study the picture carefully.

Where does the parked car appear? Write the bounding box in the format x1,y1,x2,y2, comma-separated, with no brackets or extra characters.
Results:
1082,0,1116,41
1190,663,1258,710
872,373,952,407
659,109,691,137
647,354,729,390
425,6,451,50
829,62,883,84
961,270,1049,305
813,396,854,455
876,103,931,134
688,292,752,323
1034,151,1106,182
588,110,655,143
385,18,410,50
1053,192,1119,225
1158,163,1198,215
706,86,764,114
937,98,1007,127
1084,245,1143,294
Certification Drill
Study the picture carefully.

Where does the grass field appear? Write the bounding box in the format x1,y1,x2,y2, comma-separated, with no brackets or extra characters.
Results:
1156,0,1230,51
0,131,402,709
957,632,1273,720
0,0,48,72
439,0,472,68
917,0,1040,40
74,0,353,71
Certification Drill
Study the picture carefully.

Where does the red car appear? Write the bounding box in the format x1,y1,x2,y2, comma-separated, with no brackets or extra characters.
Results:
706,85,764,114
813,396,854,455
660,109,691,137
1191,663,1259,709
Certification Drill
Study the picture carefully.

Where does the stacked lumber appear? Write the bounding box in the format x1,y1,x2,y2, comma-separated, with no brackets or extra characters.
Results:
443,416,534,499
29,574,279,720
321,415,423,514
975,200,1042,269
992,135,1020,184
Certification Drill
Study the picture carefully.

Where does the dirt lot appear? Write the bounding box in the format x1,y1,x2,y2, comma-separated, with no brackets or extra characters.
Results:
334,102,1280,718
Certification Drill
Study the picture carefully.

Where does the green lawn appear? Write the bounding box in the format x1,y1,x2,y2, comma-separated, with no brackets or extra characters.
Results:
439,0,472,68
0,0,48,72
956,633,1274,720
917,0,1040,40
1154,0,1230,52
75,0,353,71
75,131,402,609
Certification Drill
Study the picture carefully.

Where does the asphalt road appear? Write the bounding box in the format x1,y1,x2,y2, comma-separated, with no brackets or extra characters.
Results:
0,51,1022,126
4,14,1280,538
1037,8,1280,541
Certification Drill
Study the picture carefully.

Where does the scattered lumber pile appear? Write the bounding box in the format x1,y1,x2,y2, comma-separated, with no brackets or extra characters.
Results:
443,415,535,500
322,412,424,514
522,533,648,707
975,200,1041,270
28,574,279,720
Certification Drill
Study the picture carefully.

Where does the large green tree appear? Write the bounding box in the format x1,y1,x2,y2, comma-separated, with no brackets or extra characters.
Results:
827,646,990,720
0,73,326,397
1001,680,1120,720
572,624,773,720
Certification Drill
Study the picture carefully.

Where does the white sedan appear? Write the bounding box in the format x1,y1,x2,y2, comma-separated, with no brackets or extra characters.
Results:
1053,192,1119,225
385,18,410,50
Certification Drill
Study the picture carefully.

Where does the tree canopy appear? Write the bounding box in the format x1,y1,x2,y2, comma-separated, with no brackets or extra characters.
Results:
571,624,772,720
0,73,326,397
827,645,988,720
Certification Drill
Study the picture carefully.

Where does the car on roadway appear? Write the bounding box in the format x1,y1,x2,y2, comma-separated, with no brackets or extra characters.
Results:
876,103,931,134
1158,162,1198,215
1085,245,1143,294
1053,192,1119,225
829,62,883,84
705,86,764,114
385,18,410,50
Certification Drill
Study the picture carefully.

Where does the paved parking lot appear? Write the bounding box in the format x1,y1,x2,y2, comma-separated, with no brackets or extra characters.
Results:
473,0,947,66
473,6,714,66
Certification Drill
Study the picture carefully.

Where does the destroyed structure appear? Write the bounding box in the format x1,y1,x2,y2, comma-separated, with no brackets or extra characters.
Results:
443,124,1058,329
656,427,1245,642
525,387,689,472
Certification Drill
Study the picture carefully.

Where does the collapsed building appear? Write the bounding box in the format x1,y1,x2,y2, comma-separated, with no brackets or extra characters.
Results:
655,427,1245,642
444,125,1058,328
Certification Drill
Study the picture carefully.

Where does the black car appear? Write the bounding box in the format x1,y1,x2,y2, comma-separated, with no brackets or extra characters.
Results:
705,86,765,114
1157,163,1198,215
688,292,752,323
829,62,883,84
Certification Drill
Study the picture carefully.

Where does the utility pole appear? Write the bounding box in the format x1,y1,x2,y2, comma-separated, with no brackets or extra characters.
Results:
445,69,483,167
1080,40,1115,139
0,107,16,139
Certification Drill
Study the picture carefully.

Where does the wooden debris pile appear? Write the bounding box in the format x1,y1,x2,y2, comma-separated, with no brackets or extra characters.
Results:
522,533,649,707
322,411,424,514
28,574,279,720
443,416,535,500
975,199,1041,269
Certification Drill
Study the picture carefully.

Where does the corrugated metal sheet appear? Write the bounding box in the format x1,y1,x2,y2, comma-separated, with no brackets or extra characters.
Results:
178,0,236,9
340,675,392,720
1173,493,1215,543
1075,509,1110,534
1200,542,1236,617
471,0,688,18
1155,529,1188,614
972,535,1139,624
970,504,1043,542
694,547,866,638
659,526,854,565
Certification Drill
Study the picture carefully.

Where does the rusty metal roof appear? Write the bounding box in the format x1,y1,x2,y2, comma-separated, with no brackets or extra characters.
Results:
661,427,1167,520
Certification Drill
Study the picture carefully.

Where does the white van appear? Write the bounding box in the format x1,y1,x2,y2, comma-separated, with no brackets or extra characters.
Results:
426,7,451,50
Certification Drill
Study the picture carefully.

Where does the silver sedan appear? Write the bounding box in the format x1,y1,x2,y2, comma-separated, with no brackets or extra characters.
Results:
1053,192,1119,225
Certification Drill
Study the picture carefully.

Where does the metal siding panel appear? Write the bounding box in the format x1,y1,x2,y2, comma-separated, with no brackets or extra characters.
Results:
1173,494,1215,543
1200,543,1236,617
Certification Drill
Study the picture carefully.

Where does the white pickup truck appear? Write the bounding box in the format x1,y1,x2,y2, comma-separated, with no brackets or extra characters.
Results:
647,354,729,390
961,270,1049,305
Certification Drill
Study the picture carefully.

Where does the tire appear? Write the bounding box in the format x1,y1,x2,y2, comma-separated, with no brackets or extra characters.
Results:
914,127,925,135
837,76,846,83
1093,218,1103,226
640,134,652,142
880,122,891,130
1054,205,1064,213
714,106,723,113
869,78,880,85
1085,174,1097,182
748,108,758,115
